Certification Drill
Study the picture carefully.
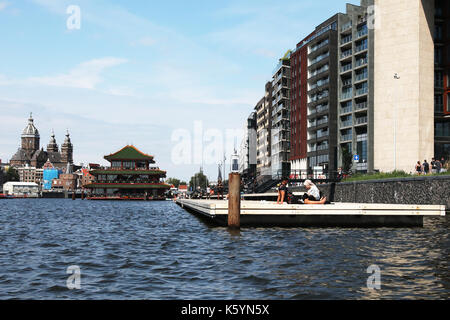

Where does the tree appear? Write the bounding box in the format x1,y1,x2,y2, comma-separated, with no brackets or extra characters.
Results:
5,167,20,182
342,145,353,174
166,177,181,188
189,171,208,190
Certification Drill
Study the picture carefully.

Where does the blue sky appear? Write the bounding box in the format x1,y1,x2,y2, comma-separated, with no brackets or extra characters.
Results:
0,0,354,181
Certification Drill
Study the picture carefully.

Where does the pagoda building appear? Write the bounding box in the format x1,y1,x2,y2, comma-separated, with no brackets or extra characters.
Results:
85,145,171,200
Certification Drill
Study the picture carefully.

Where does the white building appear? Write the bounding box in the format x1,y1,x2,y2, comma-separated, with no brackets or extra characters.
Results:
2,182,39,197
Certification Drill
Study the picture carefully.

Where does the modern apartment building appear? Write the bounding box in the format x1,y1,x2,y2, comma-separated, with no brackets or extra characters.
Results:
290,31,316,174
373,0,435,172
434,0,450,160
255,82,273,182
271,51,292,178
239,112,257,181
305,16,339,173
337,1,374,173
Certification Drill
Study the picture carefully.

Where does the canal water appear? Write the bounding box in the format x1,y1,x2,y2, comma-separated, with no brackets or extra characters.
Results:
0,199,448,299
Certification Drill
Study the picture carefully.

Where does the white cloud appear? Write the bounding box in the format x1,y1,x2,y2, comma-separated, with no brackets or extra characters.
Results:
0,1,9,11
28,57,128,89
131,37,156,47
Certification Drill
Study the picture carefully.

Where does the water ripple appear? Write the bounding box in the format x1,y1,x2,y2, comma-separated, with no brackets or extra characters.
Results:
0,199,448,299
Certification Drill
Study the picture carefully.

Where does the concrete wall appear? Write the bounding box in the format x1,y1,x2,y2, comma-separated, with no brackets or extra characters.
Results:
373,0,435,172
292,175,450,210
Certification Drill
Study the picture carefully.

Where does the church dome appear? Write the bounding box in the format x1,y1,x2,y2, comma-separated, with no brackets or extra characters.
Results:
22,113,40,137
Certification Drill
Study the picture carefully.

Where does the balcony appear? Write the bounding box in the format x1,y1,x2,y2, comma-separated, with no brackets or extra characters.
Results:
317,130,329,138
355,116,368,125
342,78,352,87
355,42,368,53
355,101,367,110
317,117,328,126
355,57,368,68
355,72,368,82
340,105,353,114
316,104,329,113
310,39,329,54
309,64,329,79
341,21,352,32
317,143,329,151
309,52,330,66
341,49,352,60
355,86,368,96
340,35,352,45
341,90,353,100
356,28,368,39
341,134,352,142
341,63,352,73
341,119,353,128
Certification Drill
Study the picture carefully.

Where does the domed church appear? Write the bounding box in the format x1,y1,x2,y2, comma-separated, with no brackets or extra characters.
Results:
10,113,73,169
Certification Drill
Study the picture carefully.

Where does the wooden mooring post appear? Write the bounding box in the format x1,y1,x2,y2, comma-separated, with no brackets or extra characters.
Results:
228,173,241,228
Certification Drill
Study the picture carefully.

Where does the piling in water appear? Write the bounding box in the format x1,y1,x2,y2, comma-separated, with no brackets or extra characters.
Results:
228,173,241,228
72,191,76,200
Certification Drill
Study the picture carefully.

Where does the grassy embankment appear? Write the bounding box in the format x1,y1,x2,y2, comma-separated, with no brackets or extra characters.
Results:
343,170,450,182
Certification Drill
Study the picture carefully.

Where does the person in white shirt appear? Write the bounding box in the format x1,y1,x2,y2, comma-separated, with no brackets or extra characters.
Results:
302,180,327,204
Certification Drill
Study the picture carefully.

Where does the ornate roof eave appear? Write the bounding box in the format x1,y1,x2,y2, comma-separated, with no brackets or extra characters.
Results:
84,183,171,189
104,145,155,162
90,169,167,176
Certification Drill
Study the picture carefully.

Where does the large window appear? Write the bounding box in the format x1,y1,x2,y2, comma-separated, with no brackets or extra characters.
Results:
112,161,121,168
435,121,450,137
123,161,135,169
435,95,444,112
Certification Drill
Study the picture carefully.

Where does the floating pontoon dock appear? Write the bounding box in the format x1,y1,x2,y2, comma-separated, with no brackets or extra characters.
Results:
175,199,446,227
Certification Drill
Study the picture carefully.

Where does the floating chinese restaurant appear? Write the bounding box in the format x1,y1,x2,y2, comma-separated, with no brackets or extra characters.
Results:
85,145,171,200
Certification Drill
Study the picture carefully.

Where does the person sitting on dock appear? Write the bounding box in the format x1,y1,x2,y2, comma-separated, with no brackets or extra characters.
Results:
302,180,327,204
277,178,289,204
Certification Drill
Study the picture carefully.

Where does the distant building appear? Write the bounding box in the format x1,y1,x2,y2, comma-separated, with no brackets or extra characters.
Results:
84,145,171,200
42,160,61,190
2,182,39,197
17,165,43,185
10,114,73,169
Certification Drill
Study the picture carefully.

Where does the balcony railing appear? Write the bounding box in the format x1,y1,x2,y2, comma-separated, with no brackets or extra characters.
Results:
355,42,368,53
341,63,352,73
355,101,368,110
355,72,368,82
317,144,329,151
341,90,353,100
309,64,329,79
341,119,353,127
317,130,329,138
355,116,368,125
341,49,352,59
341,106,353,114
340,35,352,45
310,51,330,65
356,87,368,96
342,78,352,86
316,104,329,113
317,117,329,126
356,28,368,38
341,134,353,141
341,21,352,32
355,57,368,67
310,39,329,53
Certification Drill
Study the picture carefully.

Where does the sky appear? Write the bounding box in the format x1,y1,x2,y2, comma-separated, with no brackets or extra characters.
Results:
0,0,355,181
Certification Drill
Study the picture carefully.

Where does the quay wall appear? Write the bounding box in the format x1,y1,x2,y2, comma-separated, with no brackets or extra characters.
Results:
289,175,450,211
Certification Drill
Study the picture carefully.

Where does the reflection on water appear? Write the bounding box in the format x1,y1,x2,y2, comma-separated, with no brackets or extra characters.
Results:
0,199,448,299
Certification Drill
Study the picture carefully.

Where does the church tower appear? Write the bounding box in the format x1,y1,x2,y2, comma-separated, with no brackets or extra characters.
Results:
46,130,59,153
21,113,40,154
61,130,73,164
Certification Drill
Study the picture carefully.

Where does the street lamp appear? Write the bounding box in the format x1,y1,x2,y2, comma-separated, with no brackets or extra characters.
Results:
393,73,400,171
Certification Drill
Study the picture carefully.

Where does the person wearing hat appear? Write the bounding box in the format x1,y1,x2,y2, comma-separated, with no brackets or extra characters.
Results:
302,179,327,204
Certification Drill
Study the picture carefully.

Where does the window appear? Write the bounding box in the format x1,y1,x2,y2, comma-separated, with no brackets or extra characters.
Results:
435,121,450,137
435,71,444,88
435,95,444,112
448,94,450,112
